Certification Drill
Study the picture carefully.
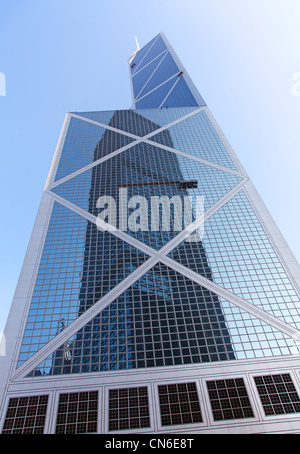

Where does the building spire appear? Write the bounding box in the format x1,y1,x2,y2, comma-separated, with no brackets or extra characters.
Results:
129,36,140,63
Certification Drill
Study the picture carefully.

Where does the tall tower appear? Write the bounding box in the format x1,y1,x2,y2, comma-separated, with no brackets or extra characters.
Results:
1,32,300,434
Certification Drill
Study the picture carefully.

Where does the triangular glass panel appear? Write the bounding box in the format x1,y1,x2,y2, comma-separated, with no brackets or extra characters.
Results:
76,108,199,138
51,142,242,250
17,202,149,367
28,262,299,377
135,106,198,127
168,190,300,329
135,77,178,109
149,109,238,171
76,109,166,137
54,116,135,182
130,34,159,75
74,110,115,125
132,51,167,100
218,297,299,360
137,52,179,101
27,262,235,376
160,76,200,108
133,35,168,75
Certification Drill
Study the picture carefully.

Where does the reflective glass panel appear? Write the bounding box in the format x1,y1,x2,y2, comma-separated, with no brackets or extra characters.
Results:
254,374,300,416
55,391,98,434
29,263,237,376
158,382,202,426
149,109,238,171
132,51,167,100
219,297,298,359
207,378,254,421
55,116,135,182
51,142,242,251
2,395,49,434
134,35,168,74
161,77,199,108
29,261,298,377
168,190,300,329
76,109,164,137
137,52,179,101
75,108,201,139
108,387,150,431
130,34,159,74
135,107,199,127
135,78,178,109
18,202,149,366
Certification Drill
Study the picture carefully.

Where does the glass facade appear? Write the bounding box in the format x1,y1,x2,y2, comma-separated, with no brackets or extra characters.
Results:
158,382,202,426
130,33,206,109
254,374,300,416
168,190,300,328
2,32,300,435
28,263,237,376
20,100,300,374
108,387,150,431
18,202,150,365
206,378,254,421
2,396,49,434
55,391,98,434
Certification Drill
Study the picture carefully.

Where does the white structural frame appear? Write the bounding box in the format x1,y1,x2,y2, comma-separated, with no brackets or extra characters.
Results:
11,105,300,379
1,106,300,436
1,35,300,434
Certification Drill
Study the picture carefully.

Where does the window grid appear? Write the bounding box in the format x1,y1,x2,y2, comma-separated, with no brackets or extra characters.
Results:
108,387,150,431
169,190,300,330
149,110,237,170
29,263,236,377
134,35,168,75
135,107,198,127
78,107,199,137
131,35,165,75
51,141,242,251
55,116,135,182
77,108,161,137
254,374,300,416
136,52,179,101
218,298,298,359
158,382,202,426
132,50,168,98
55,391,98,434
2,395,49,434
18,202,148,367
207,378,254,421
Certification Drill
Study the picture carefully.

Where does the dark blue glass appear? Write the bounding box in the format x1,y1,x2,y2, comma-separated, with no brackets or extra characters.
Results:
161,77,199,108
130,34,205,108
135,78,177,109
132,51,167,99
134,35,167,74
18,33,300,382
137,52,179,100
17,201,149,366
29,263,237,376
51,128,242,251
149,110,237,170
130,35,158,74
55,116,135,182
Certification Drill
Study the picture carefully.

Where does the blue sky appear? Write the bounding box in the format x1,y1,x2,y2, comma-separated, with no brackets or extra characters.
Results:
0,0,299,332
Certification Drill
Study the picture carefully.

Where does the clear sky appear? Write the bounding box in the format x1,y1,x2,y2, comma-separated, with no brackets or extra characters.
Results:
0,0,299,333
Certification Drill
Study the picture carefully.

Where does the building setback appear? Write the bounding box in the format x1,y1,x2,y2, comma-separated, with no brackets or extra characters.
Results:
1,32,300,434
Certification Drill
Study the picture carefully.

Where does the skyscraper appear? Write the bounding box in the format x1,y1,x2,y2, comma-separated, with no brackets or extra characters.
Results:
1,32,300,434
